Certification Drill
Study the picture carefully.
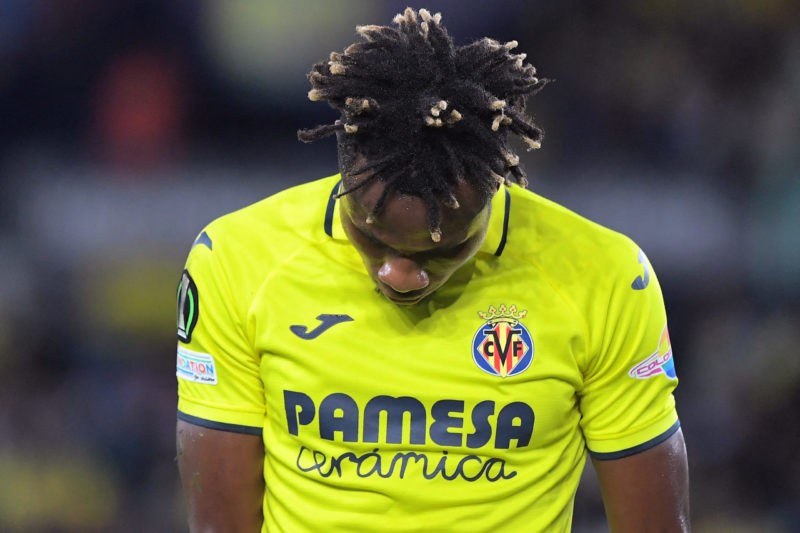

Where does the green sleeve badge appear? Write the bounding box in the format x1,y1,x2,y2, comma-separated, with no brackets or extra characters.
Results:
176,270,199,343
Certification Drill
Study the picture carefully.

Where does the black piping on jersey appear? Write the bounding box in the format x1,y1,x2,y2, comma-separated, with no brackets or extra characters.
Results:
323,179,340,238
589,419,681,460
323,178,512,258
494,188,511,257
177,410,263,436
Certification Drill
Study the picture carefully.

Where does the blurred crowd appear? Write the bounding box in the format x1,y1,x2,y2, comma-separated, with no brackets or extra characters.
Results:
0,1,797,531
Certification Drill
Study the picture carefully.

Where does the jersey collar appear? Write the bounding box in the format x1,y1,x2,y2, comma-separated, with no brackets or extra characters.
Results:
324,176,511,257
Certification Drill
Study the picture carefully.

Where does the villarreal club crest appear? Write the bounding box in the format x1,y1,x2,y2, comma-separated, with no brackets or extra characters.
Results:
472,305,534,378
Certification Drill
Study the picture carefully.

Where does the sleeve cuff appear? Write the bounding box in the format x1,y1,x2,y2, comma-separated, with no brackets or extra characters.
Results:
177,410,263,436
177,395,264,432
589,419,680,460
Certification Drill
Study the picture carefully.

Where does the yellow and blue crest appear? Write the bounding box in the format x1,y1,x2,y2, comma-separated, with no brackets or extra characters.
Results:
471,305,534,378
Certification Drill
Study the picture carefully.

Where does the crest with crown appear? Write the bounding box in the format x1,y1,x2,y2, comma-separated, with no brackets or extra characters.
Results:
477,304,527,326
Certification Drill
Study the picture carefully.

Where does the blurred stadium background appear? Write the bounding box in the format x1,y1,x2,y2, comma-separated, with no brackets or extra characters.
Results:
0,1,797,531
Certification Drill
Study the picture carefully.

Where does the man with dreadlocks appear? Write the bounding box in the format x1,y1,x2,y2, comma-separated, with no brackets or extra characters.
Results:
176,8,689,532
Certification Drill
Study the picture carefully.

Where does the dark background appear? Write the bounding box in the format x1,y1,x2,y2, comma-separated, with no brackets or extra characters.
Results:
0,1,798,531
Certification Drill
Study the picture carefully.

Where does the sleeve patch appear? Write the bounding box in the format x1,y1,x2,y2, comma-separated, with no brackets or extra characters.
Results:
628,324,676,380
176,270,200,343
177,346,218,384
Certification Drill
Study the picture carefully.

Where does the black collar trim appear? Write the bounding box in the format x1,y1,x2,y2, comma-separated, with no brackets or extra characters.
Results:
323,179,341,238
324,179,510,258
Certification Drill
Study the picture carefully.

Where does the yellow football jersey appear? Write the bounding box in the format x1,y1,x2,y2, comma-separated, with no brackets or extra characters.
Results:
176,174,679,532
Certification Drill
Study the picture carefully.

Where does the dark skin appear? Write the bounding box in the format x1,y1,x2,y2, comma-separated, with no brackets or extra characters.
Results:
594,429,690,532
177,176,690,532
339,175,492,305
176,420,264,532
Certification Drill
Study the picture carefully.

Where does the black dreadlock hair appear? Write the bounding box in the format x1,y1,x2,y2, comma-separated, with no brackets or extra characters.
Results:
298,7,549,241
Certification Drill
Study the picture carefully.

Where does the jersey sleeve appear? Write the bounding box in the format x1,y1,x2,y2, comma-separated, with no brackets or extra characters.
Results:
578,240,680,459
175,228,265,435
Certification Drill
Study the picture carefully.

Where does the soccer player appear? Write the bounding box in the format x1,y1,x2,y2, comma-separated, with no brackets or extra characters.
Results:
175,8,689,532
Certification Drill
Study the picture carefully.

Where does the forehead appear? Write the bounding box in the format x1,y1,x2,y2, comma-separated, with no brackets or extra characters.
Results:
343,177,490,250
